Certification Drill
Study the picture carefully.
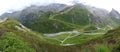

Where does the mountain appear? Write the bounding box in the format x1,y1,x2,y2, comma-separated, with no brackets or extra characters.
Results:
83,4,118,29
0,3,67,24
0,11,21,20
88,7,108,17
50,4,118,30
0,3,120,33
24,4,98,33
0,18,81,52
109,8,120,19
0,18,119,52
0,3,120,52
108,9,120,25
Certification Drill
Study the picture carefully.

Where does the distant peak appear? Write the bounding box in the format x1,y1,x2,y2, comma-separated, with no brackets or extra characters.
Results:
111,8,118,12
110,8,120,15
112,8,115,10
110,8,120,19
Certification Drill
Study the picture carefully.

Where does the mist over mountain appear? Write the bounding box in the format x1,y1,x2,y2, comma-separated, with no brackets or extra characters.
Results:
0,0,120,16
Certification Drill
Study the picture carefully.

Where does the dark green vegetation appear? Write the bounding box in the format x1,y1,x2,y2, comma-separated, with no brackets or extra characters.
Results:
0,32,35,52
83,25,97,31
26,19,74,33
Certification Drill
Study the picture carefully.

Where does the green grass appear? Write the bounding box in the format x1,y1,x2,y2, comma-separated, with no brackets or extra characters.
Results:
94,44,111,52
63,34,103,44
45,38,61,44
26,19,74,33
44,32,104,45
83,25,97,31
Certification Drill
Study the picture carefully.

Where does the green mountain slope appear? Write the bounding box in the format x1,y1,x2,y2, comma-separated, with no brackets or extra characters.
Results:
52,5,90,26
26,19,74,33
24,4,101,33
0,19,69,52
0,19,46,52
0,19,105,52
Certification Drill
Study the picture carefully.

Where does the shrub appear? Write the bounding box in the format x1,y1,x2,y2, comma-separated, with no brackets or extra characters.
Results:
0,32,35,52
94,44,111,52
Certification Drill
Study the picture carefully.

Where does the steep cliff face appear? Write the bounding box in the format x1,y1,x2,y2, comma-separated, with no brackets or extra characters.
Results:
84,5,118,28
109,8,120,19
108,9,120,25
86,6,109,17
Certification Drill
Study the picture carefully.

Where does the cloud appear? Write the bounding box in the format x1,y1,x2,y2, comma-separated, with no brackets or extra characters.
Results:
80,0,120,11
0,0,120,15
0,0,56,15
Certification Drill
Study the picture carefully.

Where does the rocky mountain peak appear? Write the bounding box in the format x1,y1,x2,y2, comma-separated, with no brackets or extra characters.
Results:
109,8,120,19
111,8,118,12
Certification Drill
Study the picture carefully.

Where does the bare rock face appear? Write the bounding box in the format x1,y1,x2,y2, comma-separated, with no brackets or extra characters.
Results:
109,8,120,19
85,6,109,17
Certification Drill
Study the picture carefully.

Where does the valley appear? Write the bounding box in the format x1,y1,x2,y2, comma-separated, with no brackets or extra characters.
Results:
0,3,120,52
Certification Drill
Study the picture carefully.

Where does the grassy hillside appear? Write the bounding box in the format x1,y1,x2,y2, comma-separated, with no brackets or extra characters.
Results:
0,32,35,52
0,19,108,52
75,27,120,52
1,18,120,52
26,19,74,33
0,19,46,52
52,5,90,26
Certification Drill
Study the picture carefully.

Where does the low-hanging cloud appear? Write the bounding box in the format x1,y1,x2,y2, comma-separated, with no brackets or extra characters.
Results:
0,0,120,15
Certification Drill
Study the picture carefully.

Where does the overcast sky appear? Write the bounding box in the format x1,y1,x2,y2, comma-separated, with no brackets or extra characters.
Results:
0,0,120,15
